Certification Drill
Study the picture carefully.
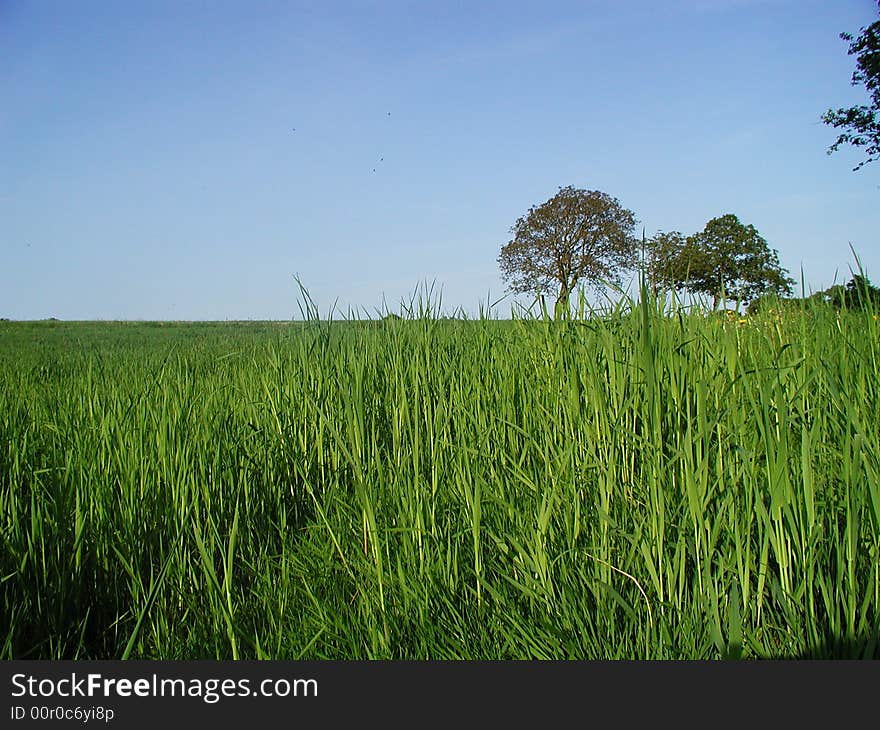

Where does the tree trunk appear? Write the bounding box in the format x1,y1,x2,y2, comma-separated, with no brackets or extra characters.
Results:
555,287,570,320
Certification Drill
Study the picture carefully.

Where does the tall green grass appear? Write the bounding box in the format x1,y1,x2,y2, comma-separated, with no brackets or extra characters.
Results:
0,299,878,659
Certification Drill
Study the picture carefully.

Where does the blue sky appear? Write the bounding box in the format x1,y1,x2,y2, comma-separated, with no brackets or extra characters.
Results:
2,0,878,320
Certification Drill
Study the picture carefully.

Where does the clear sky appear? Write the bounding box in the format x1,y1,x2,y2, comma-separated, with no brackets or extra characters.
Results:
2,0,878,320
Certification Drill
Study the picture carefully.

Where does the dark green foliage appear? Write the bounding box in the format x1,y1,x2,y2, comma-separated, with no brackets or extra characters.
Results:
843,273,880,309
643,230,690,297
822,2,880,170
498,186,639,318
794,274,880,311
646,214,794,309
809,284,847,308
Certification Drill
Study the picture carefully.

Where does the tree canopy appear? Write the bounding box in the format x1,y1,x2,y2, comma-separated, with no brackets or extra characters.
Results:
844,273,880,308
643,230,690,297
822,2,880,170
749,273,880,314
646,214,794,309
498,186,638,318
810,274,880,310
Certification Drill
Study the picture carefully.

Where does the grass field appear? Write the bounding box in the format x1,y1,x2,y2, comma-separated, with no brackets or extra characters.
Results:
1,299,878,659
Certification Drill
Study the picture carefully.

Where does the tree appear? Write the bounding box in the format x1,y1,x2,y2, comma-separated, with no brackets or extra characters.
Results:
822,2,880,171
781,274,880,311
498,186,638,318
844,273,880,309
644,230,693,297
647,214,794,310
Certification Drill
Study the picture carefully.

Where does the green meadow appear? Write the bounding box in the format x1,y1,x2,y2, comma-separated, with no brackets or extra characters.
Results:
1,300,878,659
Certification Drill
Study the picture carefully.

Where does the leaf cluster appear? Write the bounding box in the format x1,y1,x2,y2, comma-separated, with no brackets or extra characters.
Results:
498,186,638,303
807,274,880,310
749,273,880,314
822,3,880,170
645,214,794,307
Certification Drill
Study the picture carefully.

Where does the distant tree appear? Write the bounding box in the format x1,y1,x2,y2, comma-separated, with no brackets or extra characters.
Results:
844,273,880,309
807,284,847,307
791,275,880,311
647,214,794,310
644,230,695,297
498,186,638,318
822,2,880,170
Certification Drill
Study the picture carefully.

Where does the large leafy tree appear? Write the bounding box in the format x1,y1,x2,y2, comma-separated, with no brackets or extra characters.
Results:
822,2,880,170
647,214,794,309
644,230,692,297
498,186,638,318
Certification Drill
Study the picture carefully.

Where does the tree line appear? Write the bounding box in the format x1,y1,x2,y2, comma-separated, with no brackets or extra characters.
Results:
497,185,875,318
498,185,794,316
